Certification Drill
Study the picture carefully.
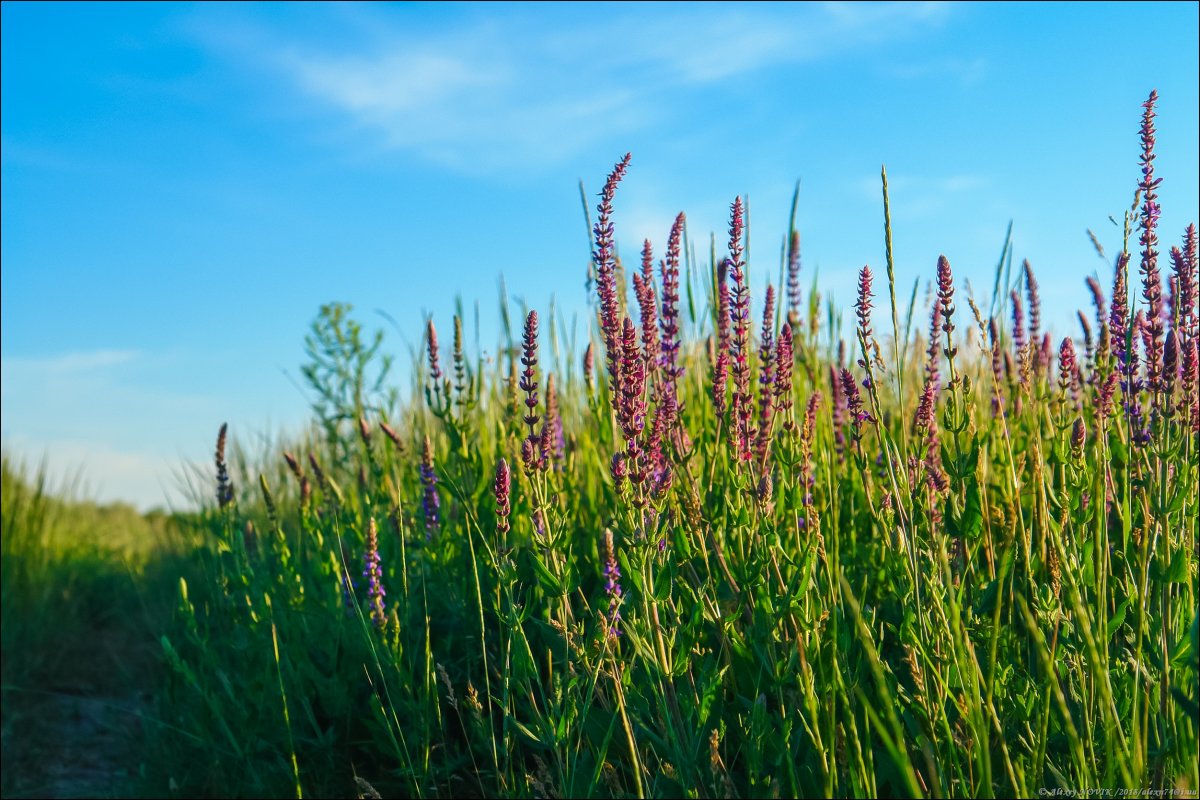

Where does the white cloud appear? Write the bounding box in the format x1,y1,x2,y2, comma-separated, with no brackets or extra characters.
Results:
193,3,954,172
2,348,140,373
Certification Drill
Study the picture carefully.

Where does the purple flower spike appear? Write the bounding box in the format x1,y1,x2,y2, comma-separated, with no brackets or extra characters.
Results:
1139,91,1165,400
659,212,686,384
634,239,660,370
420,435,440,539
427,319,443,383
593,154,632,393
519,310,540,446
602,529,623,639
786,230,803,328
1024,260,1042,347
840,368,874,432
725,197,755,463
855,264,874,345
774,324,795,431
215,423,234,509
363,517,386,630
755,285,777,465
936,256,956,355
925,303,942,391
495,458,511,539
1010,290,1027,354
1110,252,1131,371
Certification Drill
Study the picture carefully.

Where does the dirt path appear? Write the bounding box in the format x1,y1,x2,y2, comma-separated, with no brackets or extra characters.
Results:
2,612,160,800
1,688,149,799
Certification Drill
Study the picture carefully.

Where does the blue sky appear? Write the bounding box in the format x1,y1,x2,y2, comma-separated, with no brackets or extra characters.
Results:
2,2,1197,509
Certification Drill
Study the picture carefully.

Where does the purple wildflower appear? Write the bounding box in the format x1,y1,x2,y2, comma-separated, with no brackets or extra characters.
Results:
1110,252,1131,371
1023,260,1042,348
840,368,873,435
786,230,802,329
1010,290,1027,354
989,318,1005,416
830,357,848,462
711,350,729,419
716,259,732,356
495,458,511,539
1059,337,1082,413
1181,224,1198,344
925,302,942,391
610,452,628,492
427,319,443,383
798,393,820,520
420,435,440,538
634,239,660,371
1163,329,1179,411
659,213,686,384
856,265,874,349
936,256,956,354
1183,337,1199,432
726,198,754,462
619,318,648,494
774,324,795,432
602,529,623,639
519,310,540,446
363,517,386,629
215,423,234,509
1138,91,1165,400
756,285,777,465
594,154,632,393
913,378,938,438
1071,417,1087,457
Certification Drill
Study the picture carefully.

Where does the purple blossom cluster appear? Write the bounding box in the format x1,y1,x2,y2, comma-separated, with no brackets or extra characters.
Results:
363,517,386,629
633,239,659,369
786,230,802,329
593,154,632,394
420,435,440,538
725,198,755,462
774,324,795,432
755,285,777,466
519,310,541,462
215,423,234,509
602,529,623,639
659,213,685,385
494,458,511,539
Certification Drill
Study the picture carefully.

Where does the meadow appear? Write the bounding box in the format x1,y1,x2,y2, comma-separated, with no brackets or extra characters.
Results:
2,90,1196,799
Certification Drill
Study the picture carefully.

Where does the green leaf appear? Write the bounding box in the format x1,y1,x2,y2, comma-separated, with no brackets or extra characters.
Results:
1107,599,1129,639
530,556,565,596
961,479,983,540
1154,549,1189,584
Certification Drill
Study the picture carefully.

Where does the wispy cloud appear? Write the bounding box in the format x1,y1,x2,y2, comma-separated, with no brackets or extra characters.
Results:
192,2,953,172
2,348,140,373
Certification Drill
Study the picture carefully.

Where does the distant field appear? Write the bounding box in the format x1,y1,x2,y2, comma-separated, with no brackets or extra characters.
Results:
2,90,1196,799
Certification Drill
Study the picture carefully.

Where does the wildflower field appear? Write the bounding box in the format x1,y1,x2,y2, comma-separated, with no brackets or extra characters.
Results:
3,90,1198,799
